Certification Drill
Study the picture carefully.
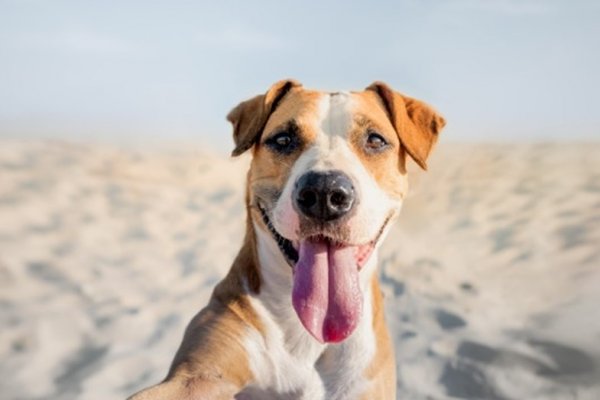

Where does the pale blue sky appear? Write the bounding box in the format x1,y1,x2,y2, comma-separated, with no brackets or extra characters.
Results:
1,0,599,151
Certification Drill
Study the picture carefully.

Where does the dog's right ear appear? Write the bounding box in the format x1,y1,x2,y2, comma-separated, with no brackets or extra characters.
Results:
367,81,446,170
227,79,301,156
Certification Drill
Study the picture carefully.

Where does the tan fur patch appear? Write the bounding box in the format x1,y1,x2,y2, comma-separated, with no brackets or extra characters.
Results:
347,90,410,200
247,89,324,216
165,227,265,387
128,229,265,399
360,275,397,399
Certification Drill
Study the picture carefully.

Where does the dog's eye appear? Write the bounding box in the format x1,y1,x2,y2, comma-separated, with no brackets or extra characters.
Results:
275,134,291,147
365,132,388,152
266,131,298,154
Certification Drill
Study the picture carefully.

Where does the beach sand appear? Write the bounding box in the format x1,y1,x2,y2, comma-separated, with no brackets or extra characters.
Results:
0,139,598,399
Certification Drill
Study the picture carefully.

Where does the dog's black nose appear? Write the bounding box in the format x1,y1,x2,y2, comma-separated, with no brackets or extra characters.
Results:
294,170,356,221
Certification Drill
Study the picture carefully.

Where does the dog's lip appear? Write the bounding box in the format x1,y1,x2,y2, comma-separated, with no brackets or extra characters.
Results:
256,203,392,269
257,204,298,265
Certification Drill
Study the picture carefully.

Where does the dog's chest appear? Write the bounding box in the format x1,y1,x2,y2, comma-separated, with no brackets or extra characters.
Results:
240,288,376,400
240,328,326,400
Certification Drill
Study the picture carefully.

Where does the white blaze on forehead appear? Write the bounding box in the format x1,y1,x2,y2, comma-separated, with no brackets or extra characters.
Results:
311,92,355,168
321,92,354,139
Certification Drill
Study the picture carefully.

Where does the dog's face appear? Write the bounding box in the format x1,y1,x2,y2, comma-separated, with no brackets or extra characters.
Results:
228,80,445,343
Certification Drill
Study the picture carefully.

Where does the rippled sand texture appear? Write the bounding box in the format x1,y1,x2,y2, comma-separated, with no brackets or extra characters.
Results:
0,140,598,399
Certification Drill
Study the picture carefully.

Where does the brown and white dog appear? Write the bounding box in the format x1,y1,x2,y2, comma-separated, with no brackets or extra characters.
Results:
129,80,445,400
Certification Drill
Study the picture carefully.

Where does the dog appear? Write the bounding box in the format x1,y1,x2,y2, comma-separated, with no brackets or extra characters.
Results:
129,80,445,400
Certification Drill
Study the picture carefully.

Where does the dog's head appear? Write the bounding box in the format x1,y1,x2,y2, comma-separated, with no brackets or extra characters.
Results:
228,80,445,343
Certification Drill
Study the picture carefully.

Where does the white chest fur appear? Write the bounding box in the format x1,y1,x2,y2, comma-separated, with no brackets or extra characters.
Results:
237,229,378,400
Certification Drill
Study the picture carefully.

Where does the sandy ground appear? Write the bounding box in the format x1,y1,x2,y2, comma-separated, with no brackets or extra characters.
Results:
0,139,599,400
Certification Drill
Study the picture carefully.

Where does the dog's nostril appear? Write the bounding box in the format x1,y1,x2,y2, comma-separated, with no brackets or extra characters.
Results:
298,189,317,208
329,191,348,208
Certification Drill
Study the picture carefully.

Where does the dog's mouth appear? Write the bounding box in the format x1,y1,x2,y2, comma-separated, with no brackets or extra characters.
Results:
259,205,300,265
257,203,391,343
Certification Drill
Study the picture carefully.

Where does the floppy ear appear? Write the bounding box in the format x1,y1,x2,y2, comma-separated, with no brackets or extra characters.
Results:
227,79,301,156
366,81,446,170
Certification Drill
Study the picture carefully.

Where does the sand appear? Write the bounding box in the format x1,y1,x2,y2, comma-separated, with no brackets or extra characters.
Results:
0,139,598,399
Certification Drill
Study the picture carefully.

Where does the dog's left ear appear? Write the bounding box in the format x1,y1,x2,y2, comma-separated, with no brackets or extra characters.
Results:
367,81,446,170
227,79,302,156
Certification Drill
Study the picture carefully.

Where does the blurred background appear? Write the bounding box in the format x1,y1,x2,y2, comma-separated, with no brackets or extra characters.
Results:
1,1,599,399
2,0,600,147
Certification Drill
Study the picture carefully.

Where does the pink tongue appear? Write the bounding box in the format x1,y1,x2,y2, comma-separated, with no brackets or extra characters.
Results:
292,240,362,343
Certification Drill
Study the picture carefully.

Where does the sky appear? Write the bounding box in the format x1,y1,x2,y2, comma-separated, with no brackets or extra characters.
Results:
1,0,599,151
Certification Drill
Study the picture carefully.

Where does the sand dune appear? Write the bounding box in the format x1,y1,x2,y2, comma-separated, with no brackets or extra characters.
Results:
0,139,598,399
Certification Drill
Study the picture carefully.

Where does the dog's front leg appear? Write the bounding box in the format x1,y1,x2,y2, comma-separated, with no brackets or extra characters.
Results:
128,301,257,400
